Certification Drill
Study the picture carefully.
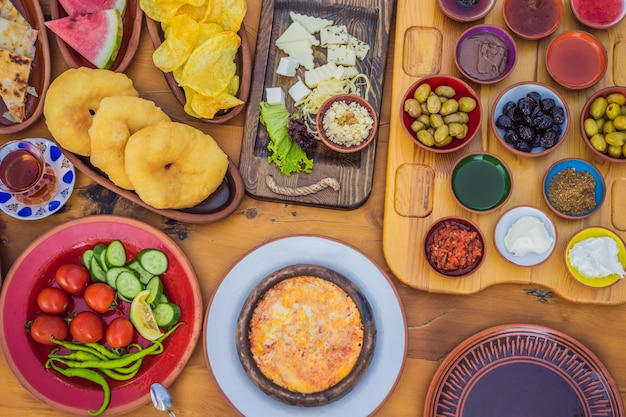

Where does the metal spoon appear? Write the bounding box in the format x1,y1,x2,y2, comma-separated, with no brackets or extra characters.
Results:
150,383,176,417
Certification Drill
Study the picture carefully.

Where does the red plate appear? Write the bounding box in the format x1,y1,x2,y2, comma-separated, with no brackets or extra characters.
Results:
0,215,202,416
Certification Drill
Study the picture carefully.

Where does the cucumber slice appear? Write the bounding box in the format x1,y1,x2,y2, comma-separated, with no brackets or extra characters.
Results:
93,243,108,272
105,240,126,267
115,270,143,301
153,303,181,329
105,266,129,289
90,255,107,282
82,249,94,270
127,259,155,285
156,293,169,305
145,276,163,306
137,249,168,275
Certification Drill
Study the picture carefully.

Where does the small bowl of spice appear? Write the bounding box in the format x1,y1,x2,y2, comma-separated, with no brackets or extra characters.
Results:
503,0,563,40
494,205,557,267
565,227,626,288
316,94,378,153
580,86,626,162
437,0,496,22
401,75,481,153
543,158,606,220
451,152,513,214
424,216,485,278
571,0,626,29
455,24,517,84
491,82,569,157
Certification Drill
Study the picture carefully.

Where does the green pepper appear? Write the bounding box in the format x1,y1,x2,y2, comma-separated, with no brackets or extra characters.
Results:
46,359,111,416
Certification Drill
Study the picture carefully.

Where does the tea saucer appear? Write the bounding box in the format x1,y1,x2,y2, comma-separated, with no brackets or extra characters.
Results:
0,138,75,220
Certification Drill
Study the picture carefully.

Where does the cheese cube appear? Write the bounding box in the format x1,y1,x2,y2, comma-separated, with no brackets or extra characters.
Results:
327,44,356,66
288,80,311,104
349,35,370,60
289,11,333,34
276,21,319,46
276,56,299,77
265,87,285,105
320,25,349,46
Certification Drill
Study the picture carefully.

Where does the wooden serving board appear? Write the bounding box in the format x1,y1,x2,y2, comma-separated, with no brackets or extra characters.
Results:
240,0,394,209
383,0,626,304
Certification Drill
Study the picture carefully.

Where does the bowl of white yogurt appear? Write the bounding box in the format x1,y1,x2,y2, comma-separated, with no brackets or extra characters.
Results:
565,227,626,288
494,206,557,266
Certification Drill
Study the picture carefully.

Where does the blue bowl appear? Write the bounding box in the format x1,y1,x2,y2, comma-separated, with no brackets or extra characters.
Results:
542,158,605,219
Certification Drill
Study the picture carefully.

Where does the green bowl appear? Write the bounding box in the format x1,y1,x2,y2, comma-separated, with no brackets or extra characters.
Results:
451,152,512,213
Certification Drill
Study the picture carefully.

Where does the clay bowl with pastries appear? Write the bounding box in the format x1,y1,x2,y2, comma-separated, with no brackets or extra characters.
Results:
236,264,376,407
0,0,51,134
48,0,143,73
145,15,252,124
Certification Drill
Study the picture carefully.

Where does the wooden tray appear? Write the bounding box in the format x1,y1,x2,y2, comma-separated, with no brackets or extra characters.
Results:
240,0,394,209
383,0,626,304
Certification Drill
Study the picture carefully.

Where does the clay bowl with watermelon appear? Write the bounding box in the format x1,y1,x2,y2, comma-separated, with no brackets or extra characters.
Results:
145,18,252,124
0,0,51,135
47,0,143,73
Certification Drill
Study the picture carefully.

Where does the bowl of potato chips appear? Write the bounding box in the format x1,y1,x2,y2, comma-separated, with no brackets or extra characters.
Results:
142,0,251,123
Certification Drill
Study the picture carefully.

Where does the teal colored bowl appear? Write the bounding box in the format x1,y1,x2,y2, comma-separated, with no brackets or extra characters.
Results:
543,158,605,219
451,152,513,213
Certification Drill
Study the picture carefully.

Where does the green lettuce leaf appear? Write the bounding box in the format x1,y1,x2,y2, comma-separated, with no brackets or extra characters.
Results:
259,102,313,176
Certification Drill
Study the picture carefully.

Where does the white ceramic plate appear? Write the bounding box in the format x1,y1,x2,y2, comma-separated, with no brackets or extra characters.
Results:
204,235,407,416
494,205,557,266
0,138,74,220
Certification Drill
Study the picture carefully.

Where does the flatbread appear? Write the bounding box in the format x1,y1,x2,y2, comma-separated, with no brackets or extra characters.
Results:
0,0,28,26
0,16,37,58
0,48,32,122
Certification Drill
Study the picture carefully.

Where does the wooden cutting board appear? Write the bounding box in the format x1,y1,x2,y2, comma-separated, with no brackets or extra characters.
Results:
383,0,626,304
240,0,395,209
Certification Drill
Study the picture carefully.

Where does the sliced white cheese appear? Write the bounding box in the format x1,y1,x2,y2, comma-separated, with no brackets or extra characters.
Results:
327,44,356,66
349,35,370,60
276,21,319,46
333,65,360,81
265,87,285,105
304,62,337,88
288,79,311,104
276,39,315,70
276,56,299,77
289,11,333,34
320,24,349,46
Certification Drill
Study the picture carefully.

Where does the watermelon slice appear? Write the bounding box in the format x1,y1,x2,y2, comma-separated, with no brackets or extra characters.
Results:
58,0,126,16
45,9,123,69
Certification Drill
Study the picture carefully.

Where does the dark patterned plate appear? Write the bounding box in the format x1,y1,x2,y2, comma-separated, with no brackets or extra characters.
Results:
424,324,624,417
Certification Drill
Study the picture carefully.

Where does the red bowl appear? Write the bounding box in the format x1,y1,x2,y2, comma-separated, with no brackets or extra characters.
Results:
546,31,607,90
503,0,562,40
571,0,626,29
400,75,481,153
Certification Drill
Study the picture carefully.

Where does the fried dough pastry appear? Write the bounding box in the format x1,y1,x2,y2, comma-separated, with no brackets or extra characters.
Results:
125,121,228,209
89,96,170,190
44,67,138,156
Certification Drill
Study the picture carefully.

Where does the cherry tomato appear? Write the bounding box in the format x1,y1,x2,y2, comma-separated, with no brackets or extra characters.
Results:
84,283,116,314
70,311,104,343
36,287,70,314
106,317,135,348
29,315,68,345
55,264,90,296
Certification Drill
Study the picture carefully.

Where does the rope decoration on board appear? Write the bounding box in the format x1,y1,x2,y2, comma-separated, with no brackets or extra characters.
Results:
265,175,340,196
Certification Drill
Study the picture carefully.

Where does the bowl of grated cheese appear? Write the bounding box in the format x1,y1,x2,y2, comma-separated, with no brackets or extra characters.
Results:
316,94,378,153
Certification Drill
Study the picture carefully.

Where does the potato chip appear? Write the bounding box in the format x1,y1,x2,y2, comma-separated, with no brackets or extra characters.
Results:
153,14,199,72
179,31,240,97
175,2,207,21
197,22,223,43
140,0,184,22
204,0,246,32
190,90,243,119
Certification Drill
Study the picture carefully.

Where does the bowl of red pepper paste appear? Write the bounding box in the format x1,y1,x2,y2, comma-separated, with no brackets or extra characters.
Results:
571,0,626,29
424,217,486,278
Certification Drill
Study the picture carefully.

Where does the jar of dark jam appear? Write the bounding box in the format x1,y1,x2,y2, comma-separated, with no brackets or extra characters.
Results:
437,0,495,22
503,0,563,40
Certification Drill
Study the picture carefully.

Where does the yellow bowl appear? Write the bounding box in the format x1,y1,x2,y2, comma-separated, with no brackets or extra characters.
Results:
565,227,626,288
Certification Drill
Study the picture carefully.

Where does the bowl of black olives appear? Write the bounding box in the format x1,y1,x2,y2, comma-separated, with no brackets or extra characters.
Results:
491,81,570,157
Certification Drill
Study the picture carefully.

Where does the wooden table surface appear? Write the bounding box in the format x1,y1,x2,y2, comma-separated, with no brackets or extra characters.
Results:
1,1,625,416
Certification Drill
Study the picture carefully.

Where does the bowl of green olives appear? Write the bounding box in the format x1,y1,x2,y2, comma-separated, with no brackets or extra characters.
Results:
580,86,626,163
491,82,569,157
401,75,481,153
